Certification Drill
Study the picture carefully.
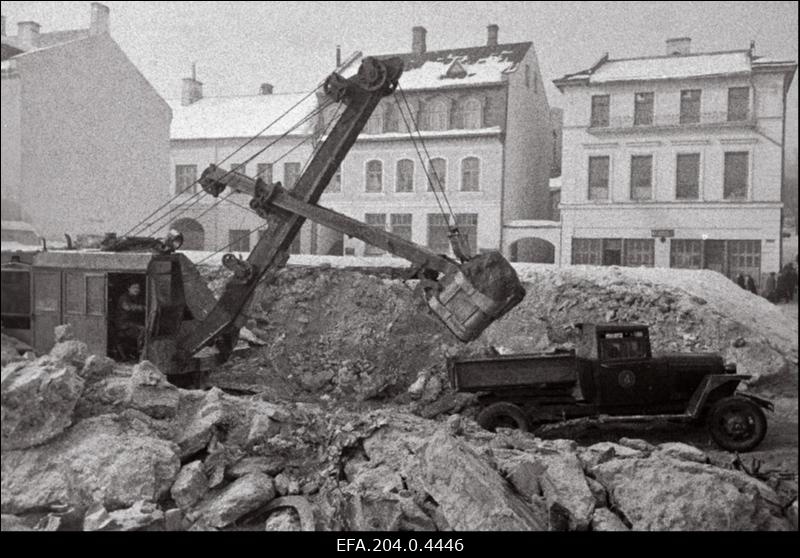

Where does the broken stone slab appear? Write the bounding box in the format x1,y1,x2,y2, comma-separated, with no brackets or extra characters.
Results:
493,450,544,502
1,356,85,450
246,414,280,447
80,354,116,382
274,473,301,497
591,508,629,531
578,442,643,469
126,361,180,419
188,472,276,529
592,456,792,530
618,437,656,453
656,442,708,464
83,500,164,531
336,488,437,531
586,477,608,508
2,415,180,514
226,456,286,479
176,387,226,458
171,461,209,510
261,496,315,531
265,508,302,531
54,324,74,343
164,508,186,531
787,499,798,530
49,340,90,368
1,514,32,531
535,451,596,531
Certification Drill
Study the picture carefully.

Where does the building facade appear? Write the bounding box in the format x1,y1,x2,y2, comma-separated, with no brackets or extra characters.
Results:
554,38,796,285
0,3,171,241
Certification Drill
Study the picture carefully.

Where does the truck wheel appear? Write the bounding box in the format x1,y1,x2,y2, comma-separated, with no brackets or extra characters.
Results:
477,402,529,433
707,396,767,452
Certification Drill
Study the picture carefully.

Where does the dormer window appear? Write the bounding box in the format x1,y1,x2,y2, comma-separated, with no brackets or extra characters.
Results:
446,59,467,79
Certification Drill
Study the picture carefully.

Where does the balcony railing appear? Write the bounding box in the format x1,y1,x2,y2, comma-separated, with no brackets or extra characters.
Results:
589,111,755,133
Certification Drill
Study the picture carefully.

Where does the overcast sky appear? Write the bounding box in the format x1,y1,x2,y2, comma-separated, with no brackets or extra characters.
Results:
2,1,797,152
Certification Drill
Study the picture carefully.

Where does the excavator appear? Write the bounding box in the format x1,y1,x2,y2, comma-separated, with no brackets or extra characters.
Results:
0,56,526,383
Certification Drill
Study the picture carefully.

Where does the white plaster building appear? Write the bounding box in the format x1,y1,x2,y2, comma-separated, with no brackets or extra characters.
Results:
553,38,796,285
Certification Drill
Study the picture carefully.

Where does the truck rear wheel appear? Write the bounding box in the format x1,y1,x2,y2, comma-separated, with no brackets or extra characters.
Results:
477,402,529,433
707,396,767,452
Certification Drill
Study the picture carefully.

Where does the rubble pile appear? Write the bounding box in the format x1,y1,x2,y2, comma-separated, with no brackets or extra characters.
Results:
1,338,796,531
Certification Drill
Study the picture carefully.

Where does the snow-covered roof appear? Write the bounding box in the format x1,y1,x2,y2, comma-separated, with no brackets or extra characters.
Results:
168,93,318,140
555,49,796,87
342,42,531,91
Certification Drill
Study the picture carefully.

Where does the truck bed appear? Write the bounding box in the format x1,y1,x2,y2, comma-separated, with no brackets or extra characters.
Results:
448,351,577,392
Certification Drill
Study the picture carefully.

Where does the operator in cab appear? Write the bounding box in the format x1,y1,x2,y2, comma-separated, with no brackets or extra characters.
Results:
116,282,145,360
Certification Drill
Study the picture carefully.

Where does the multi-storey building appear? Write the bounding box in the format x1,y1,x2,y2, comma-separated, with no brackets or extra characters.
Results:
0,3,171,241
554,38,796,284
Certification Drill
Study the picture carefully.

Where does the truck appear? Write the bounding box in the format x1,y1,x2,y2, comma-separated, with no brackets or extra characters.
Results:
0,55,525,385
448,323,772,451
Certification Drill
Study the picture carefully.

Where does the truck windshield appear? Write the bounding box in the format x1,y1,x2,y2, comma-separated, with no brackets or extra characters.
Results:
599,331,649,360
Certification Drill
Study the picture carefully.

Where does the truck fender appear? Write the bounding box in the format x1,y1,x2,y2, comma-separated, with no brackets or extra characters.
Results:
685,374,751,418
737,393,774,413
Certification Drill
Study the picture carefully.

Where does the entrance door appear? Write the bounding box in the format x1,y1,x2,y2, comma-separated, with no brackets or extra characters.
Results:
32,270,61,353
602,238,622,266
703,240,726,274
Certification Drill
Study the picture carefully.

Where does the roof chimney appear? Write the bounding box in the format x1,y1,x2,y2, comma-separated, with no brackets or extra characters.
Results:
412,26,427,55
260,83,273,95
17,21,40,50
90,3,110,36
181,63,203,106
666,37,691,56
1,16,6,37
487,24,498,47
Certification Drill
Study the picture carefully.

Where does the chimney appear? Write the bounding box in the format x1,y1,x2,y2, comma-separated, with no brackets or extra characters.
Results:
412,26,427,55
17,21,40,50
487,24,498,47
90,3,110,36
181,63,203,106
260,83,273,95
336,44,341,67
666,37,691,56
1,16,6,37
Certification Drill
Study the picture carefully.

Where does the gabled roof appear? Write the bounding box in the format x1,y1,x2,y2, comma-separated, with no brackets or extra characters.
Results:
1,29,90,60
554,49,796,87
342,42,531,91
168,93,318,140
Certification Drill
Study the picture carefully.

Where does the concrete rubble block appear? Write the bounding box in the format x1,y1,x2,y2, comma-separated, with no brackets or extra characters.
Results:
593,456,792,531
493,450,545,502
226,456,286,479
406,368,431,399
1,514,32,531
578,442,643,469
126,361,180,419
83,500,164,531
1,333,26,367
176,388,226,458
417,430,547,531
274,472,301,497
54,324,75,343
264,508,302,531
656,442,709,464
2,415,180,514
80,354,116,382
49,340,90,368
618,437,656,453
246,414,280,447
1,356,85,450
171,461,209,510
586,477,608,508
445,414,463,436
164,508,186,531
535,451,596,531
337,488,436,531
591,508,629,531
788,500,798,530
188,472,276,529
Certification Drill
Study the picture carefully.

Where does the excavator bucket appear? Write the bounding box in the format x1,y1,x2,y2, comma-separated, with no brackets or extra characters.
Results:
424,251,526,342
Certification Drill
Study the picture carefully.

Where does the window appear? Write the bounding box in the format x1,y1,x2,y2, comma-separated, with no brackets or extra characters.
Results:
602,238,622,265
423,98,449,131
0,269,31,329
728,240,761,284
384,103,399,133
390,214,412,242
461,157,480,191
366,160,383,192
727,87,750,121
228,230,250,252
427,214,451,254
284,162,301,188
364,213,386,255
396,159,414,192
591,95,610,127
630,155,653,200
365,106,384,134
230,163,246,175
428,158,446,192
175,164,197,194
676,153,700,200
65,272,83,314
634,92,654,126
671,239,703,269
328,165,342,193
680,89,701,124
455,214,478,253
723,152,748,200
256,163,273,183
588,156,610,200
572,238,603,265
623,239,654,267
459,98,482,129
86,275,105,316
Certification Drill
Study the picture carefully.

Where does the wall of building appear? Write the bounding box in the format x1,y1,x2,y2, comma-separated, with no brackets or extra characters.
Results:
0,70,22,219
16,34,171,240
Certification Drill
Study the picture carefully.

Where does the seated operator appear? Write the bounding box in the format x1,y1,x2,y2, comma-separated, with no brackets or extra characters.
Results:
115,282,145,360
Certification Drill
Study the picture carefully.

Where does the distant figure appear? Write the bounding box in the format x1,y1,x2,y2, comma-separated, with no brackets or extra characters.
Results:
115,282,145,359
744,274,758,295
735,273,746,289
777,264,798,303
763,272,777,302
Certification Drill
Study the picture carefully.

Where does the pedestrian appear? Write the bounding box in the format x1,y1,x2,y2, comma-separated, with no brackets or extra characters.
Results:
744,274,757,295
763,271,777,302
115,282,145,360
735,273,746,289
776,264,797,303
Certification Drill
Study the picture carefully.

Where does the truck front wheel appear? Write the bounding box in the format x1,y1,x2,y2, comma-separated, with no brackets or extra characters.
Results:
707,396,767,452
477,402,529,433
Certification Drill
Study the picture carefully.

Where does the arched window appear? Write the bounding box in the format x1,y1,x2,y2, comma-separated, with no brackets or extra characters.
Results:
396,159,414,192
461,157,480,191
459,98,482,129
427,158,446,192
423,98,449,131
171,218,205,250
365,160,383,192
